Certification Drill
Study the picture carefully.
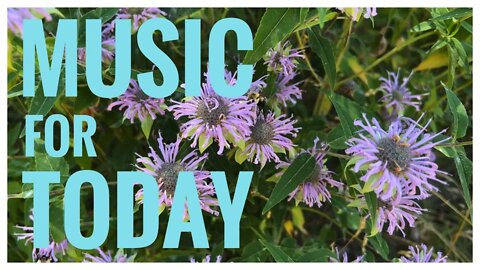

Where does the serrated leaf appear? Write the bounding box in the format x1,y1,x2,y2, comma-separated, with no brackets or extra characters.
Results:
244,8,302,64
258,239,294,262
262,153,316,214
308,27,336,90
443,82,468,139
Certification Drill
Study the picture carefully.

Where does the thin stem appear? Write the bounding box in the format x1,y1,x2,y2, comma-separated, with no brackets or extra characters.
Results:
335,31,436,89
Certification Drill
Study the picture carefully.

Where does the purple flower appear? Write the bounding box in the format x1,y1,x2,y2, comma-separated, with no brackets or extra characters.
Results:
330,247,365,262
345,114,449,201
190,255,222,263
7,8,52,36
243,111,299,168
376,192,426,236
117,8,167,33
107,79,166,123
14,210,68,262
279,138,342,208
78,22,115,64
338,8,378,21
380,70,426,112
400,244,447,262
169,70,257,155
274,72,303,106
264,41,304,76
135,132,218,216
84,248,135,262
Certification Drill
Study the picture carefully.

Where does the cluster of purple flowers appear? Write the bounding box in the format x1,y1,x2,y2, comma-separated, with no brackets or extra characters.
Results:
249,41,305,106
345,67,449,237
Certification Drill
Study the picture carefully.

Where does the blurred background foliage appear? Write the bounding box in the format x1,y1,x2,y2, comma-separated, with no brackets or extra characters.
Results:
7,7,472,262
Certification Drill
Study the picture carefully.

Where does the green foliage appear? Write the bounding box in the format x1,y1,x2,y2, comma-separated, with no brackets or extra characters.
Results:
7,7,472,263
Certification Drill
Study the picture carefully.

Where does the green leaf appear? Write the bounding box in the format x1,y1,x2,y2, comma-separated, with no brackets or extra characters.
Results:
198,134,213,153
234,148,248,165
141,115,154,139
258,239,294,262
329,93,365,138
432,8,472,21
364,191,379,236
369,234,389,260
262,153,316,214
34,139,70,184
443,82,468,139
451,38,469,73
28,88,58,116
452,146,472,217
307,27,336,90
297,248,336,262
78,8,119,47
244,8,302,64
410,21,436,32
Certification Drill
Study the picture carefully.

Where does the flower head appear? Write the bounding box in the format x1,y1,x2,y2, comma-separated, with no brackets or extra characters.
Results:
190,255,222,263
249,72,303,107
380,70,425,113
345,114,449,201
117,8,167,33
107,79,166,123
169,70,258,155
84,248,135,262
78,22,115,64
329,247,365,262
14,209,68,262
376,192,426,236
338,8,378,21
279,138,342,208
400,244,447,263
135,132,218,216
8,8,52,36
264,41,304,76
243,111,299,168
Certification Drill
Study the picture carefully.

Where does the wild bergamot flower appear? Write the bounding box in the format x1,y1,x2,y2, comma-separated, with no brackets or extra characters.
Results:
264,41,304,76
376,192,425,236
107,79,166,123
78,21,115,64
14,209,68,262
329,247,365,262
338,8,378,21
400,244,447,263
169,70,258,155
7,8,52,36
242,111,299,168
116,8,167,33
379,70,426,113
278,138,342,208
135,132,218,216
190,255,222,263
345,114,449,201
84,248,135,262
